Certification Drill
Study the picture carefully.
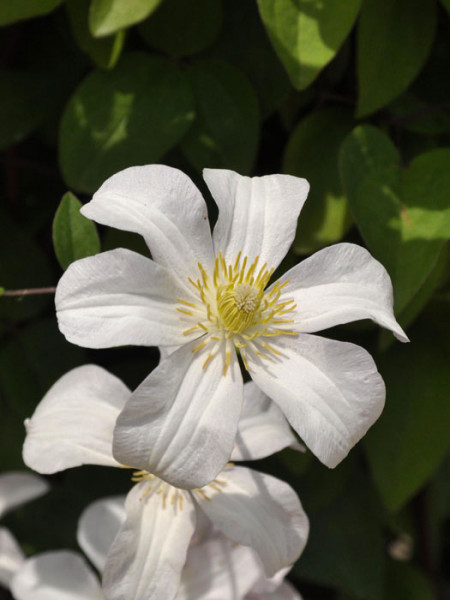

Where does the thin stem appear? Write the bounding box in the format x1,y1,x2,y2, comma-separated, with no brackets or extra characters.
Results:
1,287,56,297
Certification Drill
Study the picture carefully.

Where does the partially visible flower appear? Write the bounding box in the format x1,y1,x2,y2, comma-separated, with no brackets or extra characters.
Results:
23,365,309,600
0,528,25,589
0,471,49,588
0,472,49,520
10,495,278,600
11,550,104,600
56,166,408,489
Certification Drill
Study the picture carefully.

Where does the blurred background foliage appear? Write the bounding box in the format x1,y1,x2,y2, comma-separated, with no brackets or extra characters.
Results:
0,0,449,598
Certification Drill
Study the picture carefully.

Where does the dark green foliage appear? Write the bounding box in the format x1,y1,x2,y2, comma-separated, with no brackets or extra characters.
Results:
53,192,100,269
1,2,449,598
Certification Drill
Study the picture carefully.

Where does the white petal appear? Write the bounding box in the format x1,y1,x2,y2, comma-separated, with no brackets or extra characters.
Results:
195,466,309,577
23,365,128,474
77,496,126,572
113,341,243,489
56,248,191,349
0,472,49,518
231,382,300,461
205,169,309,271
176,533,262,600
10,551,103,600
250,566,291,595
103,481,196,600
248,334,386,468
277,243,408,342
82,165,215,283
0,528,24,587
248,580,303,600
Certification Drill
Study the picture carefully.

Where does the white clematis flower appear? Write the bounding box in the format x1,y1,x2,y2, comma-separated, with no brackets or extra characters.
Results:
0,471,49,588
56,165,408,488
11,495,277,600
23,365,309,600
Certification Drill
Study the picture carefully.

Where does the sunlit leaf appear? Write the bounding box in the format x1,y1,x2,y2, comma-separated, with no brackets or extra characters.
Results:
59,52,195,193
340,125,450,315
283,107,353,254
257,0,362,89
66,0,125,70
89,0,162,37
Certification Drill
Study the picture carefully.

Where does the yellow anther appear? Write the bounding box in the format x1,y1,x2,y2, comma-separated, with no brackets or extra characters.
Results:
202,353,215,369
192,340,208,353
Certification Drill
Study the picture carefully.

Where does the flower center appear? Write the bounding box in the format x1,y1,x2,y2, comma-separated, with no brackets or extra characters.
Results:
131,470,185,510
129,469,227,507
217,283,261,334
177,252,297,374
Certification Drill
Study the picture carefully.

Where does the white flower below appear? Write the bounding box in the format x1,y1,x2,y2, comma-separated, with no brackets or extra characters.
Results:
0,471,49,588
55,165,408,488
23,365,309,600
10,493,300,600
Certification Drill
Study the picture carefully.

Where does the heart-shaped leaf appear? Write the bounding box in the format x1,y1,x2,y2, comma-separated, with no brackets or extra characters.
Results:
340,125,450,316
59,53,195,193
283,107,354,254
258,0,362,90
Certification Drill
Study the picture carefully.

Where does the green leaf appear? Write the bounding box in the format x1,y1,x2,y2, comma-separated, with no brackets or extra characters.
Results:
257,0,362,90
364,328,450,511
66,0,125,70
283,107,353,254
441,0,450,12
89,0,162,37
59,52,195,193
340,125,450,315
379,244,448,350
139,0,222,57
0,0,63,25
0,69,48,150
209,0,290,118
357,0,436,117
295,472,386,600
53,192,100,270
181,60,259,174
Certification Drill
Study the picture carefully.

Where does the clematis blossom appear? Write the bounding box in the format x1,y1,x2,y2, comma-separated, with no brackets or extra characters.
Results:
23,365,309,600
0,471,49,588
56,165,408,488
11,494,288,600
